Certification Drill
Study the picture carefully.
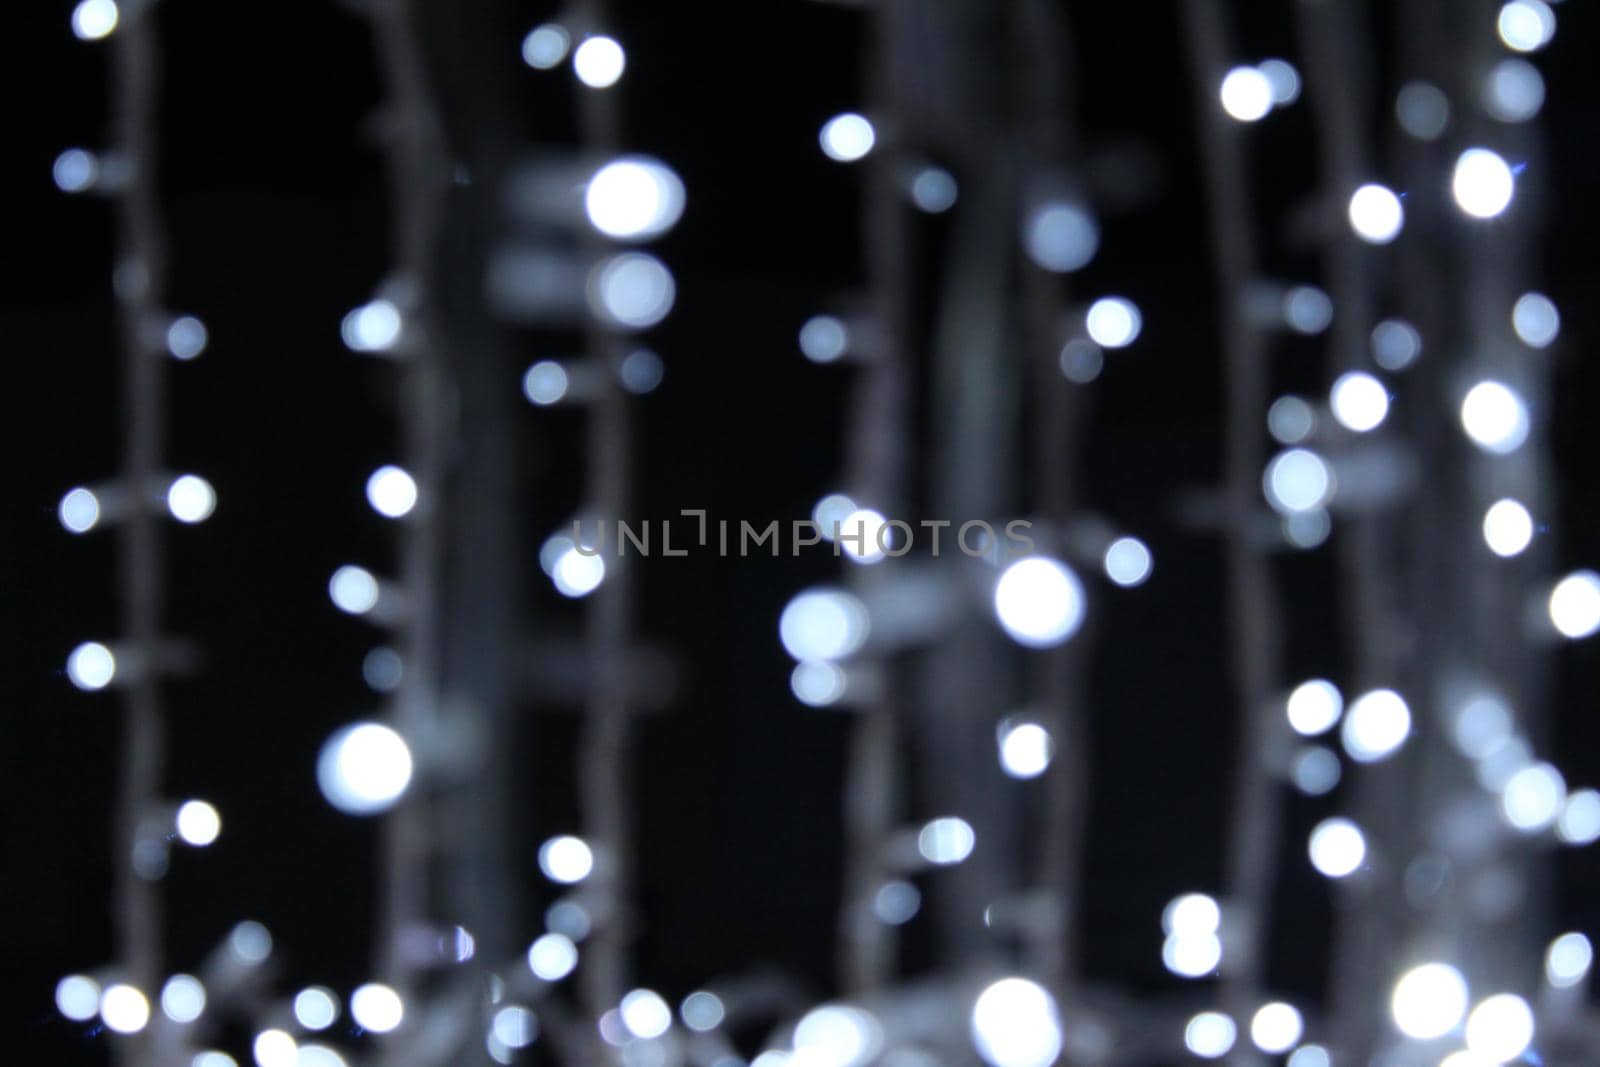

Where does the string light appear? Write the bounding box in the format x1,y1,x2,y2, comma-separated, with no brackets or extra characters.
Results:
1460,380,1529,455
71,0,118,41
522,24,570,69
970,978,1063,1067
175,799,222,846
350,983,404,1033
1391,963,1469,1040
365,464,418,518
1249,1002,1303,1054
1329,370,1390,432
819,113,875,162
585,157,686,240
1452,148,1516,219
1219,66,1273,122
572,36,626,89
316,722,414,815
1464,994,1535,1063
1341,689,1412,762
1482,498,1534,557
1024,202,1099,272
1307,817,1367,878
1548,571,1600,639
1347,183,1404,244
993,557,1085,648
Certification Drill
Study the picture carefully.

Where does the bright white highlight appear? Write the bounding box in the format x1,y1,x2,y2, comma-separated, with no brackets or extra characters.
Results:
69,641,116,690
998,721,1053,779
1184,1012,1237,1059
1330,371,1389,432
167,474,216,524
1512,292,1560,348
1460,381,1529,455
1550,571,1600,639
176,800,221,846
1287,679,1343,737
1308,818,1367,878
1348,184,1404,244
1264,449,1332,515
780,589,869,662
586,157,685,240
72,0,118,41
820,113,876,162
1452,148,1516,219
1024,203,1099,273
521,24,570,69
1465,994,1535,1064
1341,689,1412,763
1482,499,1533,558
1220,67,1273,122
161,975,206,1024
918,816,976,864
590,252,675,329
1390,963,1468,1040
813,495,860,539
1558,788,1600,845
252,1031,297,1067
994,557,1085,649
538,835,594,884
56,975,101,1021
317,722,414,816
1286,1046,1330,1067
794,1004,883,1067
1164,893,1222,938
294,987,340,1030
60,487,101,533
840,508,892,564
1163,931,1223,978
552,546,605,598
620,989,672,1040
351,983,404,1033
101,983,150,1034
1084,297,1141,348
494,1006,538,1049
366,465,418,518
573,36,625,88
329,565,380,615
1546,932,1593,988
1498,1,1556,53
528,933,579,981
1104,537,1153,587
970,978,1063,1067
1249,1002,1303,1054
523,361,569,405
792,661,847,707
341,300,402,352
1502,761,1566,832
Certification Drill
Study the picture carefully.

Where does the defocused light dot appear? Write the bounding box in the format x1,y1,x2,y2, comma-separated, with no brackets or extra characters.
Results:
1465,994,1534,1063
538,835,593,884
1250,1003,1302,1054
621,989,672,1039
1550,571,1600,639
295,987,340,1030
363,647,403,692
1371,319,1422,370
918,816,975,864
101,983,150,1034
1498,1,1556,52
56,975,101,1021
839,508,892,564
341,300,402,352
820,113,875,162
60,487,101,533
68,641,116,690
546,900,591,941
1258,59,1300,105
792,661,847,707
1348,184,1404,244
1024,203,1099,273
872,880,920,924
1268,396,1314,444
1103,537,1152,587
813,494,857,542
1163,932,1223,977
1391,963,1469,1040
523,361,569,405
231,921,272,963
1558,788,1600,845
1287,680,1343,737
194,1053,238,1067
1547,932,1593,988
1512,292,1560,348
54,148,99,193
1285,510,1329,552
1291,747,1341,795
620,349,664,394
970,978,1063,1067
1085,297,1141,348
1453,148,1515,219
1503,761,1566,832
1265,449,1332,515
161,975,206,1024
1330,371,1389,432
317,722,413,816
1286,1046,1330,1067
590,252,675,329
1478,737,1535,793
794,1004,883,1067
521,23,569,69
994,557,1086,648
586,157,685,240
168,474,216,524
351,984,404,1033
670,992,722,1035
1309,818,1367,878
329,565,380,615
528,933,578,981
910,167,958,213
800,315,848,363
1185,1012,1237,1059
573,36,625,88
366,465,418,518
780,588,869,662
167,316,208,360
1059,339,1103,383
1220,67,1273,122
998,721,1053,779
72,0,118,40
1342,689,1411,762
1283,286,1333,334
295,1047,347,1067
1482,499,1534,558
494,1006,538,1049
552,545,605,598
1163,893,1222,938
1397,82,1450,140
176,800,221,846
1460,381,1529,455
1486,58,1545,122
253,1030,296,1067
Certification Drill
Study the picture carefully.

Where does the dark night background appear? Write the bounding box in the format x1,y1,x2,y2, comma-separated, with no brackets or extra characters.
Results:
6,0,1600,1062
